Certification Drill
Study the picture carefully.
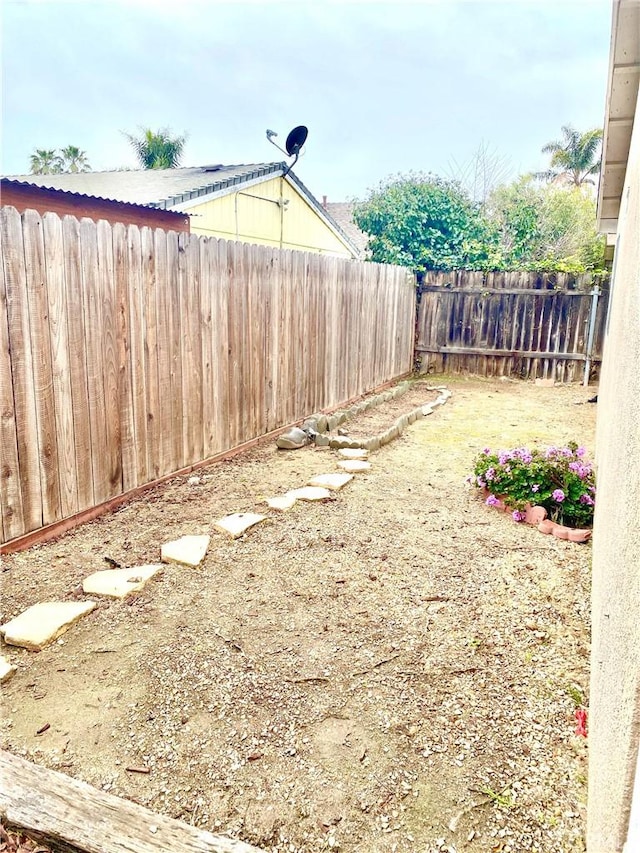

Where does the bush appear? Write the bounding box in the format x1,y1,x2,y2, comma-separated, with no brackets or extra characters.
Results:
469,442,596,528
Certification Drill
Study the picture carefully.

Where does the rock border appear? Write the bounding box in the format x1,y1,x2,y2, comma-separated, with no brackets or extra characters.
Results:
277,382,452,451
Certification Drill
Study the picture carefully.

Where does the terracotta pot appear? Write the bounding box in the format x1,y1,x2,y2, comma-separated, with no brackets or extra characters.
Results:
552,525,571,540
538,519,556,535
525,504,548,525
568,528,592,543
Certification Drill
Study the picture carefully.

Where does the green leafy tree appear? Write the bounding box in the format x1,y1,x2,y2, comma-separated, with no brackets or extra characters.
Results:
29,149,63,174
536,125,603,187
124,127,186,169
353,173,501,271
488,176,606,273
60,145,91,172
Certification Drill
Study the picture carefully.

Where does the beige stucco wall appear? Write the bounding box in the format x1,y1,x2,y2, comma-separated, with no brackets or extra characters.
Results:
184,175,355,257
588,85,640,853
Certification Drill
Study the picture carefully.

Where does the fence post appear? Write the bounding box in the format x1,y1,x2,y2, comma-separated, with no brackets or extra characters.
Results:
583,285,601,387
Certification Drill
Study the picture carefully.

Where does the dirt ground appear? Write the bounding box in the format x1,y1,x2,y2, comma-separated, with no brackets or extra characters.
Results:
0,377,597,853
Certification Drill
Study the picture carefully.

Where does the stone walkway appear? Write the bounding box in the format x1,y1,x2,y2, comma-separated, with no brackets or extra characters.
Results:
0,385,451,677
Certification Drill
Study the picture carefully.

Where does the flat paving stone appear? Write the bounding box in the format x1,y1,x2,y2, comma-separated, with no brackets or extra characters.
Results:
338,460,372,473
337,448,369,459
161,534,210,567
308,473,354,491
265,494,297,511
285,486,333,502
82,565,162,599
0,601,96,651
0,656,17,683
214,512,267,539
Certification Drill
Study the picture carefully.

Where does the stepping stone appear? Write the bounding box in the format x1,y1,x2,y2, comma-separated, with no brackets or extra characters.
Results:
82,565,162,599
265,494,297,511
161,534,210,567
338,460,371,473
285,486,333,502
0,656,17,683
308,473,354,491
0,601,96,651
337,448,368,459
214,512,267,539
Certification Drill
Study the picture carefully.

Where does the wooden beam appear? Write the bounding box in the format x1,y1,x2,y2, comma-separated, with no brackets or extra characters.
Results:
415,346,601,362
419,286,591,296
0,750,264,853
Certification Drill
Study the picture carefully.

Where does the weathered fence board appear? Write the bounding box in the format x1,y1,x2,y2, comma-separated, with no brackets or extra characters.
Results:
416,271,608,382
1,208,414,544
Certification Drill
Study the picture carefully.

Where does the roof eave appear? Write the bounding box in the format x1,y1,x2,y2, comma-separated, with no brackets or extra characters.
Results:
597,0,640,235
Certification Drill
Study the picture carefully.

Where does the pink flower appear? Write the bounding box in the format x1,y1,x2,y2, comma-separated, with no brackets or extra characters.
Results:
485,494,501,507
552,489,565,502
575,708,588,738
512,510,526,522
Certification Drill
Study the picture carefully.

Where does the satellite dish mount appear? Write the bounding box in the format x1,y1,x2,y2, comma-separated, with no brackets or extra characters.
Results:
265,125,308,177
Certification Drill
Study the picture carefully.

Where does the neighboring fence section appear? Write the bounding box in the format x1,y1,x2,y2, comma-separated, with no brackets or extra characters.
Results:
0,208,415,544
415,270,609,382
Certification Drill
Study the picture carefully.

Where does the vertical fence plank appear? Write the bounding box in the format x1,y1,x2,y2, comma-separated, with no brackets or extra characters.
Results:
199,237,215,459
113,222,137,492
23,210,61,525
97,219,122,495
80,217,107,504
226,241,241,449
213,239,230,454
0,215,25,540
141,226,160,480
126,225,148,486
42,213,78,519
154,228,174,475
62,216,93,510
264,248,279,433
166,230,183,471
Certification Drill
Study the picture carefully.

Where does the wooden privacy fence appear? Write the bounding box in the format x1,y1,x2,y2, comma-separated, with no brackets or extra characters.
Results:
0,207,415,545
415,270,609,382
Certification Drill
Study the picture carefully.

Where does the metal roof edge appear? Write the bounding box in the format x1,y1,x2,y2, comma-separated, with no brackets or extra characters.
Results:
159,163,285,208
0,177,188,218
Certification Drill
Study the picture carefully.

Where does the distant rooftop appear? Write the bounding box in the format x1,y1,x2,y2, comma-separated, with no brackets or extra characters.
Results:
323,201,369,255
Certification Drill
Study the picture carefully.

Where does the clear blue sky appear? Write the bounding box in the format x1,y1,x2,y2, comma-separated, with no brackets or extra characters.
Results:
2,0,612,201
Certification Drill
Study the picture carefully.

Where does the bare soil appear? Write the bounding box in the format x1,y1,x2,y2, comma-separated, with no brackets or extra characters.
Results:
0,377,597,853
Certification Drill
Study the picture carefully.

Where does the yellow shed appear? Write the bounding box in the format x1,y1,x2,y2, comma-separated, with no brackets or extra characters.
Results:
9,163,361,258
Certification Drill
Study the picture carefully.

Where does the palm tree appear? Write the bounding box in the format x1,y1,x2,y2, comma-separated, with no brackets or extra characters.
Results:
29,149,64,175
60,145,91,172
537,126,603,187
124,127,186,169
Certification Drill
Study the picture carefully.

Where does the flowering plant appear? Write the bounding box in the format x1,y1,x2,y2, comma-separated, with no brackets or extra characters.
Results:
469,442,596,528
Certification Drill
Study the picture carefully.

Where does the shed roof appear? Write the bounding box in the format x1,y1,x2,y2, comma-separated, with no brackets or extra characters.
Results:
5,163,361,257
4,163,284,208
0,177,189,228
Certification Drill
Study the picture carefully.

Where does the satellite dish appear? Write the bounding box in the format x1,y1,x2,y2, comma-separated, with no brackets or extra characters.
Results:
265,125,308,176
285,126,308,157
